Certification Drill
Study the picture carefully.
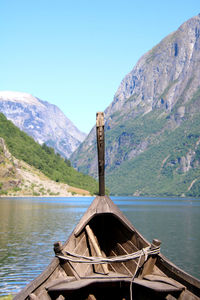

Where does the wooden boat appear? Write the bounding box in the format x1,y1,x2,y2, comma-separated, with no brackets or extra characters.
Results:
14,113,200,300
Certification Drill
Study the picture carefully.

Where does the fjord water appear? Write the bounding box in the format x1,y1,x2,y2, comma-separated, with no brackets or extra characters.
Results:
0,196,199,296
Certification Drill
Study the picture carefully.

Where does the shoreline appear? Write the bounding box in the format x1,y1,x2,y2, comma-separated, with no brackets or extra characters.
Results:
0,156,92,198
0,194,94,198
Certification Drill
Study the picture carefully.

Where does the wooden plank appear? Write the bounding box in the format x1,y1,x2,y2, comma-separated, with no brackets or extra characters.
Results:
45,277,75,290
115,242,138,273
73,247,93,276
140,239,161,278
85,225,109,275
96,196,111,214
113,228,139,253
47,277,131,292
68,233,94,277
178,290,200,300
73,232,88,254
109,250,132,276
133,278,183,292
143,275,185,289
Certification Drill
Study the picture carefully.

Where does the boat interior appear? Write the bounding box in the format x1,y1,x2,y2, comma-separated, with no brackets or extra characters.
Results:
28,198,199,300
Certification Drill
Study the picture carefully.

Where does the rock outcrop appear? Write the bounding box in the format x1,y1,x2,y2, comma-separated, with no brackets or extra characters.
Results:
105,14,200,118
0,138,21,191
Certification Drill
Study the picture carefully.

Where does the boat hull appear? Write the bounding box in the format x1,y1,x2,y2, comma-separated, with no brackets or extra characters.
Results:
14,196,200,300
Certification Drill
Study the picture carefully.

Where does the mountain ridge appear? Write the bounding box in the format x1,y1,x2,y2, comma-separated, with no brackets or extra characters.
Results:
105,14,200,118
71,14,200,197
0,91,86,158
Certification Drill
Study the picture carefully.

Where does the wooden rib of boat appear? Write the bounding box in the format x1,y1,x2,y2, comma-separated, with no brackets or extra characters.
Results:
14,113,200,300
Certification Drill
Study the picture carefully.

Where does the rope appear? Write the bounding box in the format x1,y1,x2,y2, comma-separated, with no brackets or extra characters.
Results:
130,248,148,300
56,246,160,300
56,246,160,264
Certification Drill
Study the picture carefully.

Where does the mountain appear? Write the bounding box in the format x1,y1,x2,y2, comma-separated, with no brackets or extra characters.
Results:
71,14,200,197
0,91,86,158
0,136,90,197
0,113,98,195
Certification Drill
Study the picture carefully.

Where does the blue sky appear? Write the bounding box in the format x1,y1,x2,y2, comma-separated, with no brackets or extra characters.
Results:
1,1,199,133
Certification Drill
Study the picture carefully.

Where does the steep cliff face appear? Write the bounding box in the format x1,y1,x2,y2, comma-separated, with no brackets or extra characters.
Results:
71,14,200,196
0,91,86,158
105,14,200,118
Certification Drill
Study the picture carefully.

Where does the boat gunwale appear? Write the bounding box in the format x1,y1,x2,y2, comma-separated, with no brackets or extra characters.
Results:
157,253,200,294
13,257,59,300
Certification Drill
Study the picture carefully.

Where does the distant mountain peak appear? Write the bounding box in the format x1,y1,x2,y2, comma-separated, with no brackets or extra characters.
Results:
105,14,200,120
0,91,44,107
0,91,86,158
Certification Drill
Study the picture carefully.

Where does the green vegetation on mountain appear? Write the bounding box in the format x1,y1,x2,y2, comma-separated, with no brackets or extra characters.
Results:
0,113,98,194
72,103,200,197
72,90,200,197
71,15,200,197
106,108,200,196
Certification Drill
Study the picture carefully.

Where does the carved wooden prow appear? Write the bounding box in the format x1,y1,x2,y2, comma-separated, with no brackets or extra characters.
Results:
96,112,105,196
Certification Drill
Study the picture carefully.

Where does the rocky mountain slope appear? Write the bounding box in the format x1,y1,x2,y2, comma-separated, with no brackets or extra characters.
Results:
0,113,98,195
0,91,86,158
0,137,90,196
71,14,200,197
0,137,21,193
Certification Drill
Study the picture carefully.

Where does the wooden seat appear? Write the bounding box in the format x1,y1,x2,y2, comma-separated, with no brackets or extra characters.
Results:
46,274,185,293
134,278,184,293
46,277,130,292
143,274,185,290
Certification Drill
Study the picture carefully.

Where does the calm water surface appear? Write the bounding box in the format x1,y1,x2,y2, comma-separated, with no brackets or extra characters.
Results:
0,196,200,296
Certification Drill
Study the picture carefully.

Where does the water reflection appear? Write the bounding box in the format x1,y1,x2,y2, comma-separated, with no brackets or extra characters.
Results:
117,198,200,278
0,196,199,296
0,197,94,295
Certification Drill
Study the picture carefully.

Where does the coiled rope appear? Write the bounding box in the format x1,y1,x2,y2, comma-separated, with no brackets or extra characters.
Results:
56,246,160,300
56,246,160,264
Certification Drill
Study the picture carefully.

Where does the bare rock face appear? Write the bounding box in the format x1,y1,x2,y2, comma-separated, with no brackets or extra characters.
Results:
71,15,200,196
105,14,200,119
0,138,12,160
0,91,86,158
